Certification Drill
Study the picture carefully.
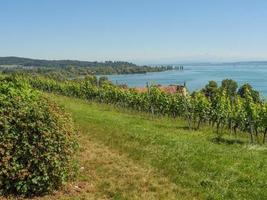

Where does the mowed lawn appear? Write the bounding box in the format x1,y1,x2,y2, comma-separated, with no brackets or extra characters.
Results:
5,94,266,200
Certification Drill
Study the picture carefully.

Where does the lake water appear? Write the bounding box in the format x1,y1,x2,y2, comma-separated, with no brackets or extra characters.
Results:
106,64,267,97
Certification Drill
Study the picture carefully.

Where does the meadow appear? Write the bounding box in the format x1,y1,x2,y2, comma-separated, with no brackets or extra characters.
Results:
14,94,266,200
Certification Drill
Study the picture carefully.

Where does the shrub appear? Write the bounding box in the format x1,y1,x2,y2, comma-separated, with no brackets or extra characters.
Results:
0,80,75,196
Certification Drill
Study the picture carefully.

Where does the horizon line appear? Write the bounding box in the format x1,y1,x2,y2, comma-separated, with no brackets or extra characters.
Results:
1,55,267,66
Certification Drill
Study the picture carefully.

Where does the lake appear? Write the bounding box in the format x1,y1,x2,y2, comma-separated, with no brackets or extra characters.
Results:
105,64,267,97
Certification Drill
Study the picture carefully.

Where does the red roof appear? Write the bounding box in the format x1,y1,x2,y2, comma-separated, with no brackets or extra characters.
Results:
134,85,186,95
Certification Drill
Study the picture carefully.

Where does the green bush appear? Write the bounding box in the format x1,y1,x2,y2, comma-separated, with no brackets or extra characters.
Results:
0,80,75,196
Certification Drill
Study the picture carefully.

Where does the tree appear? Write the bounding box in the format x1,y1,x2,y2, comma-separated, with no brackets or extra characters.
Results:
202,80,218,99
238,83,260,103
221,79,238,97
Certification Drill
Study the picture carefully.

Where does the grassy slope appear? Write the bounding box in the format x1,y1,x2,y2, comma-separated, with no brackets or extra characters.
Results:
3,94,266,200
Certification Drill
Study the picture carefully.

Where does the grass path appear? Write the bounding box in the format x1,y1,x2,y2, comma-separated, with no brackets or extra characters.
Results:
3,94,266,200
51,95,194,200
40,134,185,200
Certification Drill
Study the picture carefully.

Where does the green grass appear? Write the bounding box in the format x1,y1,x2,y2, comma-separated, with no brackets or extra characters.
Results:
4,94,266,200
51,94,267,200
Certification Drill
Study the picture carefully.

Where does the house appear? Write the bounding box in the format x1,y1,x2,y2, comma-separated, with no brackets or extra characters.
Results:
134,84,188,96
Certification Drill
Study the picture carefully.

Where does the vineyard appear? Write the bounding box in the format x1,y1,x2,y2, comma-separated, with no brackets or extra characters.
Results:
9,74,267,144
1,75,267,199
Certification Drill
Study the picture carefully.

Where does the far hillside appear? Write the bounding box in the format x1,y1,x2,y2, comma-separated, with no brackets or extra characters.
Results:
0,57,174,77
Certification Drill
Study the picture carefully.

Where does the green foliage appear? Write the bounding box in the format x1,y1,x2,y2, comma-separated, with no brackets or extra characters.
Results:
202,80,218,99
221,79,238,97
191,92,211,129
238,83,261,103
98,76,109,87
12,75,267,144
0,56,173,77
0,79,75,196
212,90,232,135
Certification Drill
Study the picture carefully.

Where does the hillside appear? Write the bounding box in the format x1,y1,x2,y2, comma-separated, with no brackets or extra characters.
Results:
0,56,140,68
4,93,263,200
0,57,173,76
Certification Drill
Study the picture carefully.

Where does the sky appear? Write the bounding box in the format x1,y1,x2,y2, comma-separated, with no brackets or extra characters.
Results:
1,0,267,64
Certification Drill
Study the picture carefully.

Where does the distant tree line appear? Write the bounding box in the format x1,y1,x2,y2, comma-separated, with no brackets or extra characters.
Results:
0,57,173,77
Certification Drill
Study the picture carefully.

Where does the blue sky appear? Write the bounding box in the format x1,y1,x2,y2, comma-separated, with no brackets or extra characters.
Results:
1,0,267,64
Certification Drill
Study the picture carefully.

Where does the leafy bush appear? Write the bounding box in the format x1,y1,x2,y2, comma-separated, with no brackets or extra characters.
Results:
0,79,75,196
